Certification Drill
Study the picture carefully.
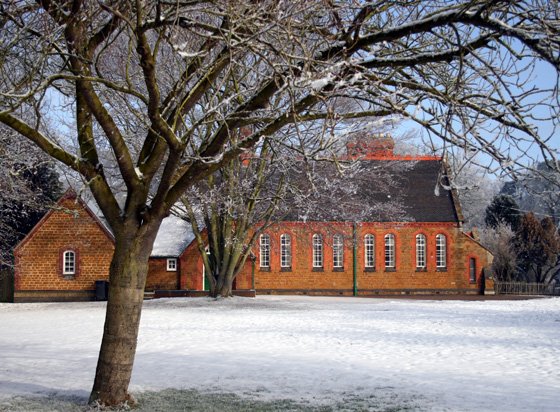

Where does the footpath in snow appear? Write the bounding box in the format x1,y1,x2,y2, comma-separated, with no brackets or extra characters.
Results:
0,295,559,411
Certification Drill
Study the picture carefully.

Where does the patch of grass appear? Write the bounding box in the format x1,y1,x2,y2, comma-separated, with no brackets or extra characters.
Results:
0,388,428,412
0,393,87,412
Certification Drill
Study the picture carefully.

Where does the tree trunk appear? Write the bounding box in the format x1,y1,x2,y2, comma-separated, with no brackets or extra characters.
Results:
88,233,154,406
217,275,234,297
209,271,234,298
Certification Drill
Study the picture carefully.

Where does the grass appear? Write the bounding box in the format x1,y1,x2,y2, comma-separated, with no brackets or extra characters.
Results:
0,388,427,412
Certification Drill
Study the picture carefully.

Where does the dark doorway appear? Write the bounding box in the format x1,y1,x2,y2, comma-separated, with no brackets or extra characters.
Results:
0,266,14,303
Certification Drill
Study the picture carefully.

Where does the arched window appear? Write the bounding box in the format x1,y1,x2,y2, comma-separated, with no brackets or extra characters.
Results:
333,234,344,268
280,234,292,268
416,234,426,269
260,234,270,268
364,234,375,269
384,234,395,269
436,234,447,269
63,250,76,276
312,234,323,268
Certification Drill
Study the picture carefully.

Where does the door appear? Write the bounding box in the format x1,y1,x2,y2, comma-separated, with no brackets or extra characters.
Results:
202,246,211,291
202,263,210,291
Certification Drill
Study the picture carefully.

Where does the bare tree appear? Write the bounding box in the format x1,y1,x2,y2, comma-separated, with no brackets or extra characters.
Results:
479,223,518,282
178,134,287,298
179,128,410,298
445,154,501,229
1,1,559,406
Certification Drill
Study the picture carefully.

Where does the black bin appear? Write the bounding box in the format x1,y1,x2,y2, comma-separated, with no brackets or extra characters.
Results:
95,280,109,301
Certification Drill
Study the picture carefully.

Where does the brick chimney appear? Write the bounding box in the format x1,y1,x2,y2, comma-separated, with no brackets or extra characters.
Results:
239,126,253,166
346,132,395,159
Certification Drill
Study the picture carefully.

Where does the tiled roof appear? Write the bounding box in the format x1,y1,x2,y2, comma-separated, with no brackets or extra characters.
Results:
78,157,458,257
284,158,460,223
385,159,459,222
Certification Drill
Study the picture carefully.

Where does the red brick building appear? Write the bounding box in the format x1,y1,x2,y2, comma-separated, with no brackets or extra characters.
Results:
12,191,201,302
226,142,494,296
13,192,115,302
13,137,493,301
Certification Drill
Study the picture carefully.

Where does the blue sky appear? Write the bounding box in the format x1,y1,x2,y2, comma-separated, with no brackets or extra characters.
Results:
396,58,559,177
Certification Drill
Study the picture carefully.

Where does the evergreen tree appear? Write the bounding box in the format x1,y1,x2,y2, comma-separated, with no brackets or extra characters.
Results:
485,195,521,230
0,134,63,264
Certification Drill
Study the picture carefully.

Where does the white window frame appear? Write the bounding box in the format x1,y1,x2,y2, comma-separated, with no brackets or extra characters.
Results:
364,234,375,268
63,250,76,275
260,234,270,268
280,234,292,268
436,234,447,268
416,234,426,268
384,234,395,269
167,258,177,271
312,234,323,268
333,234,344,268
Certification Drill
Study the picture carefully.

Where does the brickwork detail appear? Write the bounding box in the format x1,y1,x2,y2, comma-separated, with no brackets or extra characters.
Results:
179,222,492,294
146,258,180,290
178,242,254,291
14,198,114,292
15,197,493,299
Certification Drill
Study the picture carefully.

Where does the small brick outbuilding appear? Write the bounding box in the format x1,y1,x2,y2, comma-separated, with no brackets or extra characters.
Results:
14,191,115,302
13,191,195,302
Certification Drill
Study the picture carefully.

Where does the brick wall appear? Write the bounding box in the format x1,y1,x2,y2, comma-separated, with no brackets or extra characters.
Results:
179,240,254,291
14,197,114,299
146,258,180,290
180,243,204,290
14,195,255,300
15,194,491,299
218,221,493,295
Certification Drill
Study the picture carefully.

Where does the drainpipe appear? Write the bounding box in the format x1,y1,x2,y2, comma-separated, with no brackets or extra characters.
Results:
251,255,256,291
353,222,358,296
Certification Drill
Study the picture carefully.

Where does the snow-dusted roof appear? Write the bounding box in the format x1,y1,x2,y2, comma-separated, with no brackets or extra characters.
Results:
83,194,193,257
151,215,195,258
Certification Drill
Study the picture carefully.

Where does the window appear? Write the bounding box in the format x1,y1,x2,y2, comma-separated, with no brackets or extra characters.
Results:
333,234,344,268
364,234,375,269
63,250,76,276
312,234,323,268
260,234,270,268
280,234,292,268
469,257,477,283
436,234,447,269
416,234,426,269
167,258,177,271
384,234,395,269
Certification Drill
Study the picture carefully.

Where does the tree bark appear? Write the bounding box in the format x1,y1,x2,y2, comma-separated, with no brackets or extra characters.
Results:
88,232,155,406
217,275,234,297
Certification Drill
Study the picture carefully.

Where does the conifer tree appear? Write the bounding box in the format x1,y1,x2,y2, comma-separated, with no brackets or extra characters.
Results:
0,132,63,265
485,195,521,231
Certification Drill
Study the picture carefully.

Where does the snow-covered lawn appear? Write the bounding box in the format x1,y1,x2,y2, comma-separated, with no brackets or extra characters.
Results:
1,296,559,411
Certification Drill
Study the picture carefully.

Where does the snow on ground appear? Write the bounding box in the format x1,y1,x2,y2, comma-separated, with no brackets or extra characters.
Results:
0,296,559,411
